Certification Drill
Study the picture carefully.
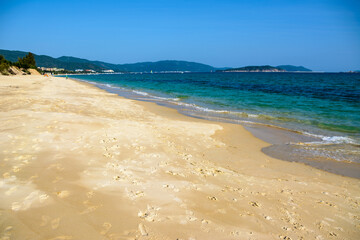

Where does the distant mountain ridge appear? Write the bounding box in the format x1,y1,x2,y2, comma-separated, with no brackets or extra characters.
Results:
0,49,312,73
0,49,215,72
218,65,312,73
218,65,286,72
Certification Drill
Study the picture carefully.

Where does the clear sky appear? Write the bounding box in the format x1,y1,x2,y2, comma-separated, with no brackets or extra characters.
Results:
0,0,359,71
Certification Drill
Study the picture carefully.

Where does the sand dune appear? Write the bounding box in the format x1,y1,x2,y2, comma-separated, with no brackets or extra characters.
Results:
0,75,359,239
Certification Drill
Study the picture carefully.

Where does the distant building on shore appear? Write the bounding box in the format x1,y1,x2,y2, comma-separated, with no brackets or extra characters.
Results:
39,67,65,72
102,69,114,73
75,69,84,72
85,69,96,73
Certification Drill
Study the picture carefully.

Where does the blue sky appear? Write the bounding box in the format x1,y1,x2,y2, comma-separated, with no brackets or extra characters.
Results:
0,0,359,71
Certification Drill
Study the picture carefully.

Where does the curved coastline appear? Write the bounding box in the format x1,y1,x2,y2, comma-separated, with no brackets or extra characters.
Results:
1,74,359,239
70,76,360,179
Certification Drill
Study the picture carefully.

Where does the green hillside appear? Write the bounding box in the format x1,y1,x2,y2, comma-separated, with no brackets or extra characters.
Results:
0,49,312,73
0,49,216,72
218,65,286,72
119,60,215,72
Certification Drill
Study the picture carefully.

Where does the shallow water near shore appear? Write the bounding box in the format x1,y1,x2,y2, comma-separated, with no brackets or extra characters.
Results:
67,72,360,178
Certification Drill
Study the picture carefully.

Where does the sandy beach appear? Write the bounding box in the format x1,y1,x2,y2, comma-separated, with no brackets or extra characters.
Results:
0,75,359,239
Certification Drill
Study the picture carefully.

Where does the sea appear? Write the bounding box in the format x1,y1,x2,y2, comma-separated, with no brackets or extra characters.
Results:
67,72,360,178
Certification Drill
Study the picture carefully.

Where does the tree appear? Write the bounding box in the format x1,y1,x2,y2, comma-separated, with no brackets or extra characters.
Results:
0,55,11,75
16,52,36,69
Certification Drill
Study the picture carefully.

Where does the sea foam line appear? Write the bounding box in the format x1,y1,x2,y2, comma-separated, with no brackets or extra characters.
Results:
300,133,358,145
75,78,360,147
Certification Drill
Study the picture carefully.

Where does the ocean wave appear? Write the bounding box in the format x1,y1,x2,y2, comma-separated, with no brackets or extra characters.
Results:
93,83,180,102
173,101,231,113
130,90,180,101
132,90,149,96
171,101,297,121
76,79,98,85
321,136,357,144
294,132,358,146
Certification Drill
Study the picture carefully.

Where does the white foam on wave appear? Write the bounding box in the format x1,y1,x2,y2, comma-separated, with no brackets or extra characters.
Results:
132,90,149,96
321,136,356,144
131,90,180,101
173,101,231,113
301,132,357,145
173,101,267,121
76,79,98,85
247,113,260,118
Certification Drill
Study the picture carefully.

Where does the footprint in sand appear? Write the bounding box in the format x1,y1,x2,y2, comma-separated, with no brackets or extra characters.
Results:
200,219,212,232
249,201,261,207
80,205,99,215
217,209,226,214
138,205,160,222
51,218,60,229
1,226,13,239
81,200,101,215
86,191,94,198
100,222,112,235
40,215,51,227
12,165,21,173
48,163,64,172
56,190,70,199
52,176,63,183
208,196,218,201
39,194,49,203
138,223,148,236
11,191,49,211
162,184,180,192
5,186,18,196
2,172,12,179
282,226,291,231
48,236,73,240
125,188,145,200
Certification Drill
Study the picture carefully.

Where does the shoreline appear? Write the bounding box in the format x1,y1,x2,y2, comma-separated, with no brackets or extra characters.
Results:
1,75,359,239
71,76,360,179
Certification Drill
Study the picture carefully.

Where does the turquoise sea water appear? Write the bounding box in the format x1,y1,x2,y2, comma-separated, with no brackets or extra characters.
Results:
70,72,360,165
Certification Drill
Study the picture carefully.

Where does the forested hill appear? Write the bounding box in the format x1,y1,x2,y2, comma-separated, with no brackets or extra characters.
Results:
0,49,312,73
276,65,312,72
218,65,312,72
218,65,286,72
0,49,216,72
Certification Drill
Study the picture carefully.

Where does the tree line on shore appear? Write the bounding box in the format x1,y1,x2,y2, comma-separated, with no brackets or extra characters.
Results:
0,52,37,75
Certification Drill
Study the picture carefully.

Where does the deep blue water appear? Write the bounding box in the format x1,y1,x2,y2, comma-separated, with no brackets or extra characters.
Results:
69,72,360,163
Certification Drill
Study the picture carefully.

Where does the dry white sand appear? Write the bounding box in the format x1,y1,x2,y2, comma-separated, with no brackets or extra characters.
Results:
0,75,359,239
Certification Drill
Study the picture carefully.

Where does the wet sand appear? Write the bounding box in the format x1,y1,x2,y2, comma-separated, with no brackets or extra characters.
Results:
244,125,360,179
0,75,359,239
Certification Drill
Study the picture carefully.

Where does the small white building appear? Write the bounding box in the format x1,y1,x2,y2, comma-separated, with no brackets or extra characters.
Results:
39,67,64,72
102,69,114,73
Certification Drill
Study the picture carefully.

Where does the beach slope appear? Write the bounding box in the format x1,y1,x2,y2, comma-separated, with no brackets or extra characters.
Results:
0,75,359,239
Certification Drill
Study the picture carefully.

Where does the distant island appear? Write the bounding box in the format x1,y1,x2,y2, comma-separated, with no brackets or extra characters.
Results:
218,65,285,72
276,65,312,72
0,49,312,74
217,65,311,73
